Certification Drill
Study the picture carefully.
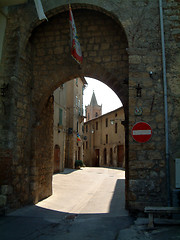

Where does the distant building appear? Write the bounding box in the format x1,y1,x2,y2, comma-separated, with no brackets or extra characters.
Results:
83,107,125,167
53,84,67,173
65,77,87,169
53,77,87,172
85,91,102,121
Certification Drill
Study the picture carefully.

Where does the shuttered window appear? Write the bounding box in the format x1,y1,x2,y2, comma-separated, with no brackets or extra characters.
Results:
59,108,63,126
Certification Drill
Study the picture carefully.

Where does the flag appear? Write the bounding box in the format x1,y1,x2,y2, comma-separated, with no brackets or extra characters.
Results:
69,4,83,64
34,0,48,21
77,133,81,142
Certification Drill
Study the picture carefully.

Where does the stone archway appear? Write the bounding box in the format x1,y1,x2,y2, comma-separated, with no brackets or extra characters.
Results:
1,1,172,212
28,7,129,203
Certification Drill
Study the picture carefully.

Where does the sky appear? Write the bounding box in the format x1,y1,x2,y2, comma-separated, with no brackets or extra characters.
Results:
83,77,122,115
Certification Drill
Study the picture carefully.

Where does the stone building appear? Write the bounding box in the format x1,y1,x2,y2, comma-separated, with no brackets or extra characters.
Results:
85,91,102,121
64,77,87,169
84,107,125,168
53,77,86,173
53,84,67,173
0,0,180,213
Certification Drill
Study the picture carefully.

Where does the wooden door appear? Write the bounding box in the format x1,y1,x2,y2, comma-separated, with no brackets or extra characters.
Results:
54,145,60,173
110,148,113,166
117,145,124,167
104,148,107,165
94,149,100,167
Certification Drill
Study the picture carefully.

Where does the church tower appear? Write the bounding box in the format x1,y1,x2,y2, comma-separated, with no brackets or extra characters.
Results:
85,91,102,121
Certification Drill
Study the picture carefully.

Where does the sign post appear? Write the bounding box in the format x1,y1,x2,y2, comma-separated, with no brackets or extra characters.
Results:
132,122,152,143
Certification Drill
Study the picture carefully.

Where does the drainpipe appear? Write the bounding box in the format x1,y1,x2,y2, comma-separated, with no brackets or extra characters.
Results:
159,0,171,206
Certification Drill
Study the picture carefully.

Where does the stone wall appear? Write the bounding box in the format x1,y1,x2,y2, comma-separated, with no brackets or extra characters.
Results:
164,0,180,181
84,107,125,167
0,0,179,213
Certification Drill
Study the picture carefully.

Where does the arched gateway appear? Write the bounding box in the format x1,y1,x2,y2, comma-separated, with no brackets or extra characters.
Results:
29,6,129,206
1,1,179,213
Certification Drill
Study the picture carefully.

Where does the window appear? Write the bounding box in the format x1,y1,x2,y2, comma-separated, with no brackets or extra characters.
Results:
86,125,88,133
86,141,88,149
77,121,79,132
106,134,108,144
106,118,108,127
96,122,98,130
76,96,78,107
92,124,95,132
95,112,98,117
59,108,63,125
115,123,118,133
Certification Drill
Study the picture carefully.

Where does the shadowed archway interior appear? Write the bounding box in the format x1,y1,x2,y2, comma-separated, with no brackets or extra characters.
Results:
28,7,129,204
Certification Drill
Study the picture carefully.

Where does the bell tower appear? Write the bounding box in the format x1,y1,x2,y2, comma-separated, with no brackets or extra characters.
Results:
85,91,102,121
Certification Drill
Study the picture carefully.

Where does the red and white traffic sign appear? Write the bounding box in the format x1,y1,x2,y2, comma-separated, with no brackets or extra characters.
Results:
132,122,152,143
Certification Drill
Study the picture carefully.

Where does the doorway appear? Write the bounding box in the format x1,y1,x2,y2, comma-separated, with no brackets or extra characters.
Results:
94,149,100,167
54,145,60,173
117,145,124,168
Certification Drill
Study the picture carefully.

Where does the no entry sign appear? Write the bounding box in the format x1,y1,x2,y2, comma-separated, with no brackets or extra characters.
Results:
132,122,152,143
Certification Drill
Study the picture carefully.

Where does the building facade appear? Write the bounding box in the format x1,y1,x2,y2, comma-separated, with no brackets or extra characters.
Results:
64,77,86,169
84,107,125,168
53,84,67,173
53,78,87,172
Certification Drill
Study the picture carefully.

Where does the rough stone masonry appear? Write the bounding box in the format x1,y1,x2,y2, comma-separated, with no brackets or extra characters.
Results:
0,0,179,213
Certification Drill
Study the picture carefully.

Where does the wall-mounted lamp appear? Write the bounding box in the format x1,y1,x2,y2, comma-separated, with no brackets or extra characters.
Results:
1,83,9,97
91,129,94,134
149,71,153,78
136,84,142,97
149,71,158,80
68,127,73,134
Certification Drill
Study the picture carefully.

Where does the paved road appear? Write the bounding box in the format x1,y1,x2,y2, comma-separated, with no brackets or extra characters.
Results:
1,167,133,240
1,167,179,240
38,167,128,216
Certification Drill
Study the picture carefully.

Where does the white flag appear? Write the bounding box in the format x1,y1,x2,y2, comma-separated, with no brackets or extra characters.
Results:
34,0,47,21
69,4,83,64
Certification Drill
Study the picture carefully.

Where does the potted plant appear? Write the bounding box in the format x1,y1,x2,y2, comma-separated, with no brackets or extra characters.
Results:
75,160,85,169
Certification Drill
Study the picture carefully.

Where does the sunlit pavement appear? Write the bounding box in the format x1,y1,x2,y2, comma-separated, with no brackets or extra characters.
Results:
1,167,133,240
1,167,180,240
37,167,128,216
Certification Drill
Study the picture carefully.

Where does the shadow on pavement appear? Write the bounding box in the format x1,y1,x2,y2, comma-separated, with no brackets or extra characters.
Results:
0,204,133,240
0,176,133,240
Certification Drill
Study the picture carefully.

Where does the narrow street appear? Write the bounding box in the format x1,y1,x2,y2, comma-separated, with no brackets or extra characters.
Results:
38,167,128,216
1,167,133,240
1,167,180,240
